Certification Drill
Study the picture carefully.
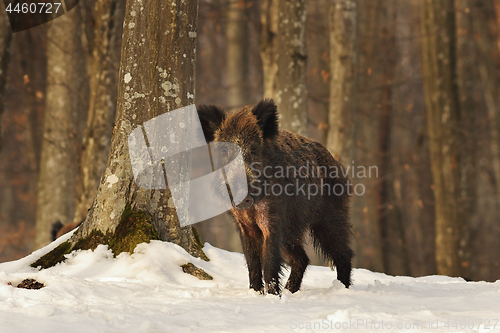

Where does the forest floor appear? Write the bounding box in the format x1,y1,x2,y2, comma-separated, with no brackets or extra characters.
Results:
0,230,499,333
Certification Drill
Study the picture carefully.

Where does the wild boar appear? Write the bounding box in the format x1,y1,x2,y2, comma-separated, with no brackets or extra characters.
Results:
197,99,353,295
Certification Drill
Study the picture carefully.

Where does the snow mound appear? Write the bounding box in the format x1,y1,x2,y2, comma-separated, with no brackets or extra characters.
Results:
1,233,499,332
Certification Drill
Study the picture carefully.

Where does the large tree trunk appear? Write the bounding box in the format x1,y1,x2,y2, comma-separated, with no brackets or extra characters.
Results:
67,0,205,260
261,0,308,135
72,0,125,225
421,0,462,276
35,7,88,249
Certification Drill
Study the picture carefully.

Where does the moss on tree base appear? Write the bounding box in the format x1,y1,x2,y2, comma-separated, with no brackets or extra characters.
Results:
31,204,160,269
31,204,212,284
191,226,209,261
108,204,159,256
30,241,73,269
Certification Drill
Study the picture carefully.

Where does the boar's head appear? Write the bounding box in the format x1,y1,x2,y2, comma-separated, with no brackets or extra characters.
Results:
197,99,279,209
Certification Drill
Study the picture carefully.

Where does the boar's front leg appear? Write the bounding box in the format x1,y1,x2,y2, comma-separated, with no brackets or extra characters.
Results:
259,217,283,296
238,224,264,293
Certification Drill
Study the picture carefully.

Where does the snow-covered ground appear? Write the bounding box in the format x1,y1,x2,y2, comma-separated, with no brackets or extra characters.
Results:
0,231,499,333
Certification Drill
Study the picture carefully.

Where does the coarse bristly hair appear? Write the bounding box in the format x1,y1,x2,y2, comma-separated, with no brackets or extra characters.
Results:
196,99,353,296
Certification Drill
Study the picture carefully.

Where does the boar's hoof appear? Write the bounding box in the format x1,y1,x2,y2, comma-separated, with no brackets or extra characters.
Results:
235,195,254,210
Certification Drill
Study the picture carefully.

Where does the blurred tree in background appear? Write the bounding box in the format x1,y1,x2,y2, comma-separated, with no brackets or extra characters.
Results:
1,0,500,282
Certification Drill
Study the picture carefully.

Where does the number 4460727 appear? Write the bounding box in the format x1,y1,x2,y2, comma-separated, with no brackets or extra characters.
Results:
5,2,62,14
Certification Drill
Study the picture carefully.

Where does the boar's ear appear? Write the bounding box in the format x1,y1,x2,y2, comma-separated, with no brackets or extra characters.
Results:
196,104,226,142
251,99,279,139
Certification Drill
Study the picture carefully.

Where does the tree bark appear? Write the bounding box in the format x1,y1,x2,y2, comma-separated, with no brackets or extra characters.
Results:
421,0,462,276
326,0,355,165
375,0,411,277
73,0,125,224
261,0,308,135
0,5,12,152
305,0,330,145
261,0,279,100
454,0,477,280
70,0,205,259
347,0,385,272
0,23,48,261
472,0,500,281
388,0,437,277
35,7,87,249
225,0,250,109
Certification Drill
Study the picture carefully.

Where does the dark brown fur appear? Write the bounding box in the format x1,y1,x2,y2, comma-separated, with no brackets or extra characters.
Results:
197,99,353,295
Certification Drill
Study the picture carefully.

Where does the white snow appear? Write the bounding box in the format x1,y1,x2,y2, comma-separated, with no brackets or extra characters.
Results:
1,230,499,333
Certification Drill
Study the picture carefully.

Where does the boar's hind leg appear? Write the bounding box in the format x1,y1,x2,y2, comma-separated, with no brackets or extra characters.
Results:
238,225,264,293
284,243,310,293
310,220,353,288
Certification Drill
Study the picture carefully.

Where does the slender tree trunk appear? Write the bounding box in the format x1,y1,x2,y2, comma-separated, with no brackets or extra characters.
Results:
0,27,41,261
326,0,355,165
494,0,500,53
35,7,87,249
195,0,228,107
261,0,279,99
388,0,437,277
0,25,48,261
276,0,308,135
348,0,385,272
70,0,205,259
305,0,330,145
421,0,462,276
375,0,410,276
73,0,125,224
477,24,500,213
225,0,250,109
473,0,500,281
454,0,477,280
0,6,12,151
261,0,307,135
